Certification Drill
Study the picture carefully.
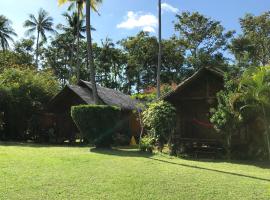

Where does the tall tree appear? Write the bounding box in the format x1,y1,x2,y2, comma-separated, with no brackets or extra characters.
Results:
24,9,54,67
0,15,17,51
57,11,87,79
120,32,158,93
174,11,234,71
59,0,101,102
120,32,184,93
94,38,125,89
58,0,85,81
86,0,102,104
44,32,76,85
59,12,86,39
230,12,270,67
156,0,161,98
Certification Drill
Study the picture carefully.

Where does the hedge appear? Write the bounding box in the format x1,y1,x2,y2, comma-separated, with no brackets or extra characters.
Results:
71,105,121,147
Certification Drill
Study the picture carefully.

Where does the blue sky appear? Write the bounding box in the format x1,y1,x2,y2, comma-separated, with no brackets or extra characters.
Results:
0,0,270,44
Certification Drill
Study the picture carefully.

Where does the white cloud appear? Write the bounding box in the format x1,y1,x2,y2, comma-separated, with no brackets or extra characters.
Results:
161,3,179,13
117,11,158,33
143,26,155,33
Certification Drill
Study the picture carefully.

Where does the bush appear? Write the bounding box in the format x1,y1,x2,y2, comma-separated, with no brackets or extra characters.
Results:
0,68,60,140
142,101,176,151
139,135,156,153
71,105,121,148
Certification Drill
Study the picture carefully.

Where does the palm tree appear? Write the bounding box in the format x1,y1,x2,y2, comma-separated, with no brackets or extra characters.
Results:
58,0,101,103
57,11,86,79
58,0,84,81
58,11,95,80
156,0,162,98
86,0,102,104
0,15,17,51
24,8,54,67
239,66,270,160
60,12,86,38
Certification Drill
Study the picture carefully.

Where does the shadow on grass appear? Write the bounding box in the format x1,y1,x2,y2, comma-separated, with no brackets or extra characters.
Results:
187,158,270,169
149,157,270,182
0,141,89,148
90,147,153,158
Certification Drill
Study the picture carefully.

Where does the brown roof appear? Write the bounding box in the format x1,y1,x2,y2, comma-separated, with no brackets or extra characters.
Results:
162,67,224,100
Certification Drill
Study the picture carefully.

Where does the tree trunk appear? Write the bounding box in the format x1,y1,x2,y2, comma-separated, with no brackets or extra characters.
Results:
138,109,144,150
76,3,80,82
35,30,40,68
86,0,99,104
156,0,162,98
226,132,232,160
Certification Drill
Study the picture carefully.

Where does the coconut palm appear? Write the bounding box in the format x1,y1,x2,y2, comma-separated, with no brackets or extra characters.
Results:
156,0,162,98
0,15,17,51
59,0,84,81
59,12,86,38
58,0,102,103
24,8,54,67
58,11,96,80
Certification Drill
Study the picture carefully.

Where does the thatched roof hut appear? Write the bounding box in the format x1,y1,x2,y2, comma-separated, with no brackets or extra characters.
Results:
163,67,224,149
44,80,140,143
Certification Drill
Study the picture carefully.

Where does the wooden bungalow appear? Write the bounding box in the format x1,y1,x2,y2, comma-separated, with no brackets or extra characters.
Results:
43,80,140,143
163,67,224,154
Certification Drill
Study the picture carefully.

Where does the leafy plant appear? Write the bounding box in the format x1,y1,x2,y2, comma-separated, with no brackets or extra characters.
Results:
238,66,270,160
210,76,242,159
142,101,176,151
139,135,156,153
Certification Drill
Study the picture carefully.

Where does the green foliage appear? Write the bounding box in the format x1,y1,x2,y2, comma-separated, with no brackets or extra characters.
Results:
231,12,270,67
238,66,270,159
0,68,60,140
131,93,156,102
0,50,35,72
174,11,233,71
120,31,184,93
211,67,270,160
139,135,156,153
142,101,176,148
24,8,55,67
211,75,241,131
0,15,17,51
210,75,242,158
71,105,121,147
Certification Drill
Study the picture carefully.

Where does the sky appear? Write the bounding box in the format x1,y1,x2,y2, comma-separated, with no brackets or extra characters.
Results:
0,0,270,44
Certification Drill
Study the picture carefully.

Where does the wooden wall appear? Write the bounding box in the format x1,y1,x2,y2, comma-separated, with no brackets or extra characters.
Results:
167,71,224,141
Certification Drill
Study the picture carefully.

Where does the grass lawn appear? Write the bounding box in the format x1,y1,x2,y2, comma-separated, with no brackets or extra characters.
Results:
1,143,270,200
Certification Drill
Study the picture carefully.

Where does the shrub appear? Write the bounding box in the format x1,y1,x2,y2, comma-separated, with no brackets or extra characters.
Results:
0,68,60,140
142,101,176,151
139,135,156,153
71,105,121,148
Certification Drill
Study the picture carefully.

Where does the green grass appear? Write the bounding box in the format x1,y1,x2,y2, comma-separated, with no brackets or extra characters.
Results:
1,143,270,200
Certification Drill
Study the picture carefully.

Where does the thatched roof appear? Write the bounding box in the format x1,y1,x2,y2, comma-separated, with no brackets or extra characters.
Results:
67,85,94,104
79,80,138,110
49,80,138,111
162,67,224,100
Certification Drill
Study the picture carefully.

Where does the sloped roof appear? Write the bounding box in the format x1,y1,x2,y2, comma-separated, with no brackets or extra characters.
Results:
67,85,94,104
162,67,224,100
79,80,138,110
